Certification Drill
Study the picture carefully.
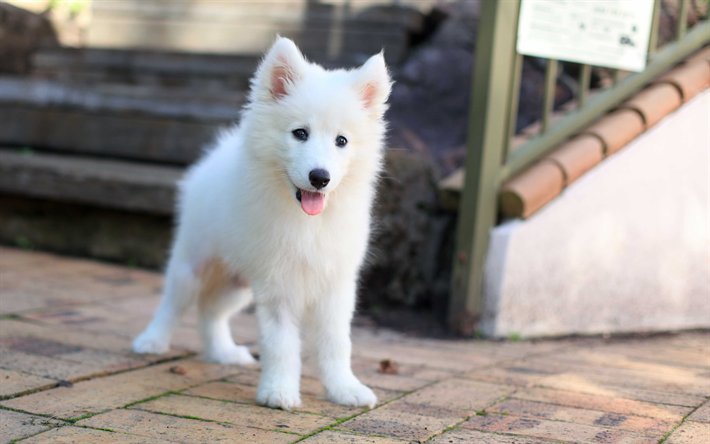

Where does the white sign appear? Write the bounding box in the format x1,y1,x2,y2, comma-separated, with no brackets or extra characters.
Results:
517,0,655,72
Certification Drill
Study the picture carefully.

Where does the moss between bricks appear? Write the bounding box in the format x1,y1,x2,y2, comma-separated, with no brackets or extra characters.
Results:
656,401,709,444
122,390,180,409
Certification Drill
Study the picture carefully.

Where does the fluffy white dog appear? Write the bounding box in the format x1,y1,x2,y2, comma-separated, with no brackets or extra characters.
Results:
133,37,391,410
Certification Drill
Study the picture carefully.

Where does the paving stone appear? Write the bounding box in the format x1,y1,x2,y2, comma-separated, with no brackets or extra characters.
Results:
21,426,172,443
665,421,710,444
574,346,710,380
346,356,457,393
539,350,710,395
464,413,657,444
514,387,692,422
687,400,710,423
77,408,294,443
488,398,673,439
184,381,258,404
533,372,708,407
0,368,56,399
133,393,333,435
355,369,433,392
409,367,456,381
338,401,461,441
464,361,561,387
0,348,98,381
598,343,710,370
1,360,237,419
3,248,710,444
225,370,325,395
428,427,558,443
0,250,161,315
21,294,259,348
0,341,179,384
660,332,710,351
0,318,149,359
352,340,498,372
495,353,708,407
300,430,408,443
292,395,369,419
0,288,75,315
21,303,204,353
0,409,61,443
354,330,565,361
184,381,397,419
0,281,82,315
0,247,49,269
400,378,513,415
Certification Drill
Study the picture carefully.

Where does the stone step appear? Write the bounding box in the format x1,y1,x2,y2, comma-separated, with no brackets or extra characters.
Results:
31,48,260,91
86,0,426,62
0,147,181,215
0,76,240,164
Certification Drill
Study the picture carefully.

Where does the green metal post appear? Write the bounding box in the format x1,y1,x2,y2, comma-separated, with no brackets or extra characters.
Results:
507,53,523,153
578,64,592,108
611,69,621,84
542,59,558,133
648,1,661,55
677,0,689,39
449,0,520,336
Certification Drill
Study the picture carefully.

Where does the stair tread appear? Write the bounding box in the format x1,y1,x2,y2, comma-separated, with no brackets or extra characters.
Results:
0,148,183,214
0,76,243,121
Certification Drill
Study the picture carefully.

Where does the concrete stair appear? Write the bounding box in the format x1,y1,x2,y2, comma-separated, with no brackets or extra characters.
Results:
0,47,247,264
0,76,241,164
0,149,180,215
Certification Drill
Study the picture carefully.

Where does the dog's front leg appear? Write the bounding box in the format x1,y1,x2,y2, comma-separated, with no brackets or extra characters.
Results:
315,279,377,408
255,300,302,410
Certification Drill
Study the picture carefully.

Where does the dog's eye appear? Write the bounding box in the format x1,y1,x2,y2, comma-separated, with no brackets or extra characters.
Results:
335,135,348,148
292,128,309,141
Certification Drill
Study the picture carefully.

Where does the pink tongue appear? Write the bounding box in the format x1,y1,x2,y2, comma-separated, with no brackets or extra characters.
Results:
300,190,325,215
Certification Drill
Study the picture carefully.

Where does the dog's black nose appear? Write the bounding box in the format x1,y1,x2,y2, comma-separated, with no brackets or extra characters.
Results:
309,169,330,189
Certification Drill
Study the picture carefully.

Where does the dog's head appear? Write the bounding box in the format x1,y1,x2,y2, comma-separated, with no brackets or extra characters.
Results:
246,37,392,216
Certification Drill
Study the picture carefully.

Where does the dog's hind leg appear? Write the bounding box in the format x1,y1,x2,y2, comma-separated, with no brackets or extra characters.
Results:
198,261,256,365
199,288,255,365
133,258,199,354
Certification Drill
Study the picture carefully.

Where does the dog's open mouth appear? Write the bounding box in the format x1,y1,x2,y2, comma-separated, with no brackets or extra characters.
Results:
295,189,326,216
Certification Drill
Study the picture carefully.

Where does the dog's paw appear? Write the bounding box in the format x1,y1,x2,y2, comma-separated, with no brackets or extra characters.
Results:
132,331,170,355
327,381,377,408
256,384,301,411
203,344,256,366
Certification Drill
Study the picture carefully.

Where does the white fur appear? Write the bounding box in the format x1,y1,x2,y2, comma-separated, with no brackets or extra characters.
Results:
133,37,391,410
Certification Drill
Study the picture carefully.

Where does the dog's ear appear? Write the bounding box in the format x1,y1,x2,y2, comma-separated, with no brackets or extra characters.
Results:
252,37,306,101
355,52,392,117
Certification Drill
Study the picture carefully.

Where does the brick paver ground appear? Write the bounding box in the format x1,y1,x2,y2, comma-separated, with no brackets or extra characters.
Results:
1,247,708,443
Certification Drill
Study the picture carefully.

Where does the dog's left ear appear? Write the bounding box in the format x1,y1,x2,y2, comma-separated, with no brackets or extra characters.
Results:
251,37,307,102
355,52,392,117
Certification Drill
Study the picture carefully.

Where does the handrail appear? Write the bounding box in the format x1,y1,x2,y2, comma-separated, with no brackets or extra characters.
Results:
502,20,710,181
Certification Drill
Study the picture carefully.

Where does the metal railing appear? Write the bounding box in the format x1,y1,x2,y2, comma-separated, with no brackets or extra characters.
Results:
448,0,710,335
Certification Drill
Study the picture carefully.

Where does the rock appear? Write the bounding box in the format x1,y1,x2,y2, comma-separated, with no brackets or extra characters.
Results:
386,2,478,177
362,149,451,311
0,3,58,75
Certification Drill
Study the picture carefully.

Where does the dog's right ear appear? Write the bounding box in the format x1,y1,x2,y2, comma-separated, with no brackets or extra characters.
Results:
354,52,392,118
251,37,306,102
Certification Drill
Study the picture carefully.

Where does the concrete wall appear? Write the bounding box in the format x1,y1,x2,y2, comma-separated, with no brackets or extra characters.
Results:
482,90,710,338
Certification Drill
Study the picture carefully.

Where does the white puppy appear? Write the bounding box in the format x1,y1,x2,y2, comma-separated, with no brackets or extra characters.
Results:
133,37,391,410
